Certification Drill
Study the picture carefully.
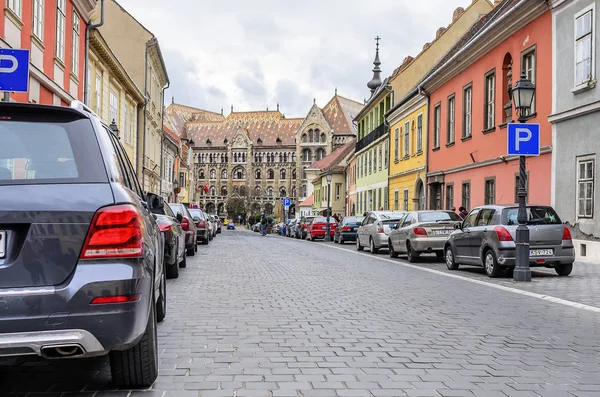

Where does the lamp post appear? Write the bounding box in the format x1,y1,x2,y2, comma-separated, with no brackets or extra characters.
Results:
325,169,333,242
511,70,536,282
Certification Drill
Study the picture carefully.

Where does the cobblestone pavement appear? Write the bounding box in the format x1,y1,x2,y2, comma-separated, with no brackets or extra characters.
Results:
2,229,600,397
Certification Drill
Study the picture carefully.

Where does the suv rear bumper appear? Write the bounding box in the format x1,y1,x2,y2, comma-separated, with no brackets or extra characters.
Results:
0,329,105,359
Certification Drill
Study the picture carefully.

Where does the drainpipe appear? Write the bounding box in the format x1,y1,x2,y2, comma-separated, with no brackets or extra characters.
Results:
158,79,170,197
84,0,105,105
142,38,158,193
419,86,430,209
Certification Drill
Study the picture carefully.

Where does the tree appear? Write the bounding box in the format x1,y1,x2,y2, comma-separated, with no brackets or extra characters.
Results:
226,198,246,219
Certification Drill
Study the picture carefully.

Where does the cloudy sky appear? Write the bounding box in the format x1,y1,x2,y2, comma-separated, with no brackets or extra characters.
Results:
117,0,477,117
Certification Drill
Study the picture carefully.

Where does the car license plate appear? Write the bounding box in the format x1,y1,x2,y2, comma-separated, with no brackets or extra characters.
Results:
434,230,452,235
530,249,553,256
0,230,5,258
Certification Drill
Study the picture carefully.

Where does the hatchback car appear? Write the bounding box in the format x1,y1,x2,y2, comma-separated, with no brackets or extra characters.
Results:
356,211,407,254
334,216,365,244
388,210,462,261
227,222,236,230
188,208,211,244
0,101,166,387
444,204,575,277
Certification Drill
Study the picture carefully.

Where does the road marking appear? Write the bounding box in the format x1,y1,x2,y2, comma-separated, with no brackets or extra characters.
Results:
323,243,600,314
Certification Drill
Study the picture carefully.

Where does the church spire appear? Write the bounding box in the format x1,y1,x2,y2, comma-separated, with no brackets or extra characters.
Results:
367,36,383,95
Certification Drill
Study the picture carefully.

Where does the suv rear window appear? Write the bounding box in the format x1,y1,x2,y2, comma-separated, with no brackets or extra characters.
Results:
0,116,107,185
503,206,562,225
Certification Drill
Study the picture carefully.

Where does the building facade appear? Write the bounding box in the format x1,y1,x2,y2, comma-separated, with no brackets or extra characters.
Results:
550,0,600,262
161,125,179,202
346,153,357,216
97,0,169,194
87,28,143,163
420,0,552,211
1,0,96,104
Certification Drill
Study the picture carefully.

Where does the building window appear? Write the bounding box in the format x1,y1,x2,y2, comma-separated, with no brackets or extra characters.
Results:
378,145,382,171
484,178,496,205
7,0,21,17
109,90,118,125
374,148,377,170
463,85,472,138
95,73,102,115
462,181,470,210
484,71,495,130
578,157,595,218
575,7,594,86
446,184,454,210
280,169,286,179
124,107,128,143
417,114,423,152
404,121,410,157
210,169,216,179
55,0,66,62
72,11,80,76
394,128,399,161
384,140,388,168
33,0,44,39
522,49,536,115
129,106,134,144
335,183,341,200
433,104,441,149
403,189,409,211
447,95,455,144
179,172,185,189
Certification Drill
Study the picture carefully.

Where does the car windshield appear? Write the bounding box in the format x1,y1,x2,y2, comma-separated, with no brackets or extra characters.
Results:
189,209,202,217
419,211,461,222
343,216,364,225
313,217,336,223
381,218,402,225
380,212,405,219
503,206,562,225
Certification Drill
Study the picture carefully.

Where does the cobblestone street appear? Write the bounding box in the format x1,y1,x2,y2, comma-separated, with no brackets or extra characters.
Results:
2,229,600,397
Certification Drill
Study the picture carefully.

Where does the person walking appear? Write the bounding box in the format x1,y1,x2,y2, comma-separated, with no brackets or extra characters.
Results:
261,214,267,236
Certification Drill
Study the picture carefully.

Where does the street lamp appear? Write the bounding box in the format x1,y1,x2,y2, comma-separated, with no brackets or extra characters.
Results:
325,169,333,242
512,70,536,282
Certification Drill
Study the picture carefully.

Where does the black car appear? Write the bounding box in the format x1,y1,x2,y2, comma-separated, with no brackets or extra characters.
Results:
0,100,166,388
334,216,365,244
153,202,187,278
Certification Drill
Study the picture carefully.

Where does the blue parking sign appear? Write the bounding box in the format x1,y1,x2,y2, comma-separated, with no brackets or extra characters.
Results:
0,49,29,93
282,197,291,207
507,123,540,156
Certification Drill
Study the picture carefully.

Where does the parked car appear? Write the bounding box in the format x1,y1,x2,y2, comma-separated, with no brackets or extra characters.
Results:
252,222,261,232
212,215,222,234
334,216,365,244
356,211,407,254
0,100,166,387
287,219,297,237
296,216,316,239
388,210,462,262
169,204,199,251
153,200,187,277
227,222,236,230
188,208,210,244
306,217,338,241
444,204,575,277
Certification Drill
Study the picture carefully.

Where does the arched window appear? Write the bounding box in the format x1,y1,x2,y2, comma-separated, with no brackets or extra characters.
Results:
233,186,239,194
221,169,227,179
267,186,273,197
221,153,225,163
309,129,314,143
292,169,297,180
255,169,261,179
302,134,307,143
221,186,227,196
292,152,296,162
292,187,297,197
255,186,262,196
302,149,312,162
210,186,216,196
237,169,244,179
321,133,326,143
283,153,288,162
279,187,286,197
242,153,246,162
209,154,213,163
301,185,307,197
267,169,274,179
280,169,286,179
316,148,326,161
199,169,205,179
210,169,216,179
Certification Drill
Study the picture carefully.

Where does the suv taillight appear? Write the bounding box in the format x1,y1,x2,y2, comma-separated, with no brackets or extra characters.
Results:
342,226,351,232
562,226,572,240
181,218,190,231
494,226,513,242
199,219,206,228
80,204,144,259
413,227,427,236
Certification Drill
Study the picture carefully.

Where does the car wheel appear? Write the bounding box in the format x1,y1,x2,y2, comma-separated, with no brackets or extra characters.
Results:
555,263,573,277
369,238,379,254
389,240,398,258
156,271,167,323
179,250,187,268
406,242,418,263
445,245,459,270
483,249,502,278
166,246,179,279
109,296,158,388
356,237,364,251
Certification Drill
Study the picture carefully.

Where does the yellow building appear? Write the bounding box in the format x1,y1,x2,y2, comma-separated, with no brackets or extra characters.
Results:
87,29,144,165
386,0,493,211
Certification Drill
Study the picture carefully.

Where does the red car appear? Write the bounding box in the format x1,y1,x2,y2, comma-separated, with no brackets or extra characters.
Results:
306,217,338,241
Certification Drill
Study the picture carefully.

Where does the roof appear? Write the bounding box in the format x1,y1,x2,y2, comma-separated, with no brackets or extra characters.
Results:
308,140,356,172
299,193,314,207
321,95,364,136
187,110,303,147
164,103,225,137
163,125,180,143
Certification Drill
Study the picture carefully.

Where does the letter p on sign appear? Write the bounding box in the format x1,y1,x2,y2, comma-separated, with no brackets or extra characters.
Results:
507,123,541,156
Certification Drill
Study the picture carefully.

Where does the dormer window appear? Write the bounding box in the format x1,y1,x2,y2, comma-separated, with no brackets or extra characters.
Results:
257,137,263,144
276,137,282,143
224,138,228,144
206,138,211,144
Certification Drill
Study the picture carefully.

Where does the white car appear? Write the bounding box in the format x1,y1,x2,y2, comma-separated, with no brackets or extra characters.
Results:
356,211,407,254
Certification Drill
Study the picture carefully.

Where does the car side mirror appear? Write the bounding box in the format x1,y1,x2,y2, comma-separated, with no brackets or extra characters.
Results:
146,193,164,211
193,217,201,223
176,213,183,223
454,222,462,230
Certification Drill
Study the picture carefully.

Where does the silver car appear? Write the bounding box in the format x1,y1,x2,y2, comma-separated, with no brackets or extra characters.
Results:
388,210,462,262
444,204,575,278
356,211,407,254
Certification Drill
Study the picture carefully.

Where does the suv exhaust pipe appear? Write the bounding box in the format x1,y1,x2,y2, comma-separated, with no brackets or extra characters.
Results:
41,344,85,359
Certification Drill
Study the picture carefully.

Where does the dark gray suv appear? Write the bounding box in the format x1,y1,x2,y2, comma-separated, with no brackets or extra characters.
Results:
0,101,166,387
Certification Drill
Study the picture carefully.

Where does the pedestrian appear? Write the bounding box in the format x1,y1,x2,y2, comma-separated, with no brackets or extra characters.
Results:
458,206,468,219
261,214,267,236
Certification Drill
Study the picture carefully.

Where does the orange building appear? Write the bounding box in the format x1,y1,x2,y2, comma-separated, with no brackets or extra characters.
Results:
419,0,552,211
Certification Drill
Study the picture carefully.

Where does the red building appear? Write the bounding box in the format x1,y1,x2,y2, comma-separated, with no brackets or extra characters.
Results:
419,0,552,211
0,0,96,105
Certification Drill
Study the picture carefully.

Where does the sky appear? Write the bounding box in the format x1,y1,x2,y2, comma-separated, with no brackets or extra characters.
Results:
116,0,478,118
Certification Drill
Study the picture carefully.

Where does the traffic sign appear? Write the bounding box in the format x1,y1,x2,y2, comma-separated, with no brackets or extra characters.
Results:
507,123,540,156
0,49,30,93
282,197,291,207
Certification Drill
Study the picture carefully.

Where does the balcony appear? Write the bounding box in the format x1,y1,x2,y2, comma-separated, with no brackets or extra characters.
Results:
356,123,386,152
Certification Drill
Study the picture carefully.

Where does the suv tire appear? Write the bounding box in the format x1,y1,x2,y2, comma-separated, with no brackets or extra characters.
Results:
156,271,167,323
555,263,573,277
109,295,159,388
483,249,502,278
